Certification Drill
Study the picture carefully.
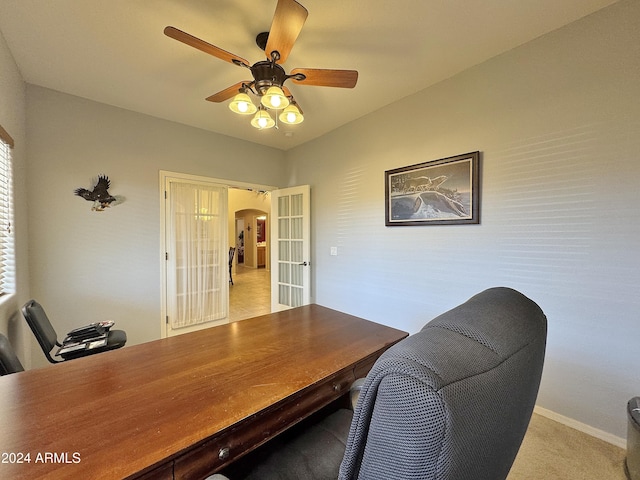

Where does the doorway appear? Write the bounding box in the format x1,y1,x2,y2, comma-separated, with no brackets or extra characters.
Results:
160,172,310,336
160,171,277,337
228,189,272,322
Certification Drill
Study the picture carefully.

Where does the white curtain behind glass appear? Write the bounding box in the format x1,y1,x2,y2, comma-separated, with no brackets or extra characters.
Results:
169,181,228,329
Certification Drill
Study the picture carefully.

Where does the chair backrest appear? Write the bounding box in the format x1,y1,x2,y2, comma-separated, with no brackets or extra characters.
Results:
339,287,547,480
21,299,61,363
0,333,24,375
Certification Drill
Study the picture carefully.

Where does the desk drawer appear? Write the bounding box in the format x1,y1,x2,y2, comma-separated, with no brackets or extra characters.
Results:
174,368,355,480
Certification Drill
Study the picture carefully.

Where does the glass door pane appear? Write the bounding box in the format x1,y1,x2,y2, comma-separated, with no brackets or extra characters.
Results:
270,186,310,311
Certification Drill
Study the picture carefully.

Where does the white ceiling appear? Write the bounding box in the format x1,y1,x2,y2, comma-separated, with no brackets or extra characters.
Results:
0,0,618,151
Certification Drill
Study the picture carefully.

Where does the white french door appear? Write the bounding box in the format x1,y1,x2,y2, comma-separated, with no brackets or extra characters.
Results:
163,174,229,336
270,185,311,311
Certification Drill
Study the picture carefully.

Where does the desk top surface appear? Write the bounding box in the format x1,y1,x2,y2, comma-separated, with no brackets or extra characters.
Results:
0,305,407,479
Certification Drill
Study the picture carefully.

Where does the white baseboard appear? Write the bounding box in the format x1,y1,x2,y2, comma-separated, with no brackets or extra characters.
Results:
534,405,626,449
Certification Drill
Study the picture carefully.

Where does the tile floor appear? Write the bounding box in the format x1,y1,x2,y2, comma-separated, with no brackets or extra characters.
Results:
229,265,271,322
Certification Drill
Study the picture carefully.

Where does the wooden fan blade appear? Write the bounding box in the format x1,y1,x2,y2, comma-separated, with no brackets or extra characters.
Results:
265,0,308,64
206,82,251,103
164,26,250,68
290,68,358,88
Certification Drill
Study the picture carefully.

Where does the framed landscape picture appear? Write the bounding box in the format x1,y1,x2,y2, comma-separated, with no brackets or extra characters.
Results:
385,151,480,226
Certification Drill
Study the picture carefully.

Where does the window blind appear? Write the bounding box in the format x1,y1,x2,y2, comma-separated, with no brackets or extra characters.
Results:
0,130,15,295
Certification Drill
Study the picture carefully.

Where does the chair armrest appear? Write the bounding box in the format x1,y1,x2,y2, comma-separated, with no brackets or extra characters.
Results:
350,378,366,410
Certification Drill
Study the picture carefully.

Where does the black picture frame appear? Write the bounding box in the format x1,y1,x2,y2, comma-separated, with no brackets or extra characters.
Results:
385,151,480,226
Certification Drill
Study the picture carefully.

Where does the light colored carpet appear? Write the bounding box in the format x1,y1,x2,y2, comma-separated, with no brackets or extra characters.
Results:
508,413,628,480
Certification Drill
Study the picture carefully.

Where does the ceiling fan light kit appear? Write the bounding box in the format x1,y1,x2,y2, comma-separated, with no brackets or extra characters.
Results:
279,103,304,124
251,108,276,130
164,0,358,132
261,85,289,110
229,91,257,115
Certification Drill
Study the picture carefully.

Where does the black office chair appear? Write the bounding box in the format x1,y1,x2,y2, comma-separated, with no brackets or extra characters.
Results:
0,333,24,375
215,287,547,480
22,299,127,363
229,247,236,286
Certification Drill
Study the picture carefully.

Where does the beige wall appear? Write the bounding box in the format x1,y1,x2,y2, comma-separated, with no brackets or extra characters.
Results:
286,0,640,441
1,0,637,444
24,86,286,368
0,29,30,367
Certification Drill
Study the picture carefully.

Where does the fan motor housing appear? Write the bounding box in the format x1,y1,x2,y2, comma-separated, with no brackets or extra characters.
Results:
251,61,288,94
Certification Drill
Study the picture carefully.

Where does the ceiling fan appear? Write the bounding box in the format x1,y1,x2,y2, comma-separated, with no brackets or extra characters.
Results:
164,0,358,129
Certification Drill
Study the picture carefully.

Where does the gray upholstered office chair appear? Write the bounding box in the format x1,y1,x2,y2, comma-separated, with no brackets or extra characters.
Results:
215,287,547,480
0,333,24,375
22,299,127,363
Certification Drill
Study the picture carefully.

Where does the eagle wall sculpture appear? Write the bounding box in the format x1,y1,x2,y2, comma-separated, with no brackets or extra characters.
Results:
74,175,117,211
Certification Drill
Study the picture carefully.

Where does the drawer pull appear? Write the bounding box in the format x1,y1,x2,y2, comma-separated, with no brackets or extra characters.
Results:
218,447,230,461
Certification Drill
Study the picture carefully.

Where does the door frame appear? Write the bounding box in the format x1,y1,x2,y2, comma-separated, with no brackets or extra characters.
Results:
159,170,277,338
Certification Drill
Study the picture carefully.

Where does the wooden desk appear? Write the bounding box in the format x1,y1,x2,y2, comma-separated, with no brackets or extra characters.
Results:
0,305,407,480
